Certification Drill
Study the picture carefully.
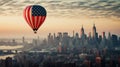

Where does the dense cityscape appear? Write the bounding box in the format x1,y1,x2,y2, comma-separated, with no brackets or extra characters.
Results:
0,24,120,67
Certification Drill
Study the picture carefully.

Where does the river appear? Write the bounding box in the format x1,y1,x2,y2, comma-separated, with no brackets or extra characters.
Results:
0,45,23,59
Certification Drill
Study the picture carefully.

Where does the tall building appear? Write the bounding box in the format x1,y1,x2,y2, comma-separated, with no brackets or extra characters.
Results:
58,32,62,38
107,32,112,49
100,32,107,48
53,33,56,40
81,25,84,35
63,32,68,37
112,34,118,47
80,25,85,40
108,32,111,40
48,33,54,45
118,37,120,46
98,35,102,43
80,25,87,46
75,33,79,39
88,32,91,39
58,32,62,42
73,30,75,38
48,33,51,40
92,24,97,39
62,32,69,47
32,39,37,46
102,32,106,39
57,42,62,53
102,32,106,42
73,33,80,46
22,36,25,44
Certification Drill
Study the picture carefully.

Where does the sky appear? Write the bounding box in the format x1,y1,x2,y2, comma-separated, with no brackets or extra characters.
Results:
0,0,120,38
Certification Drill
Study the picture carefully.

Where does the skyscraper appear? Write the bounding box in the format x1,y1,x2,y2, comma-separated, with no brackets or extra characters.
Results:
112,34,118,47
73,30,75,38
58,32,62,42
62,32,69,47
80,25,85,40
75,33,79,39
48,33,54,45
107,32,112,49
92,24,97,39
22,36,25,44
108,32,111,40
100,32,107,49
81,25,84,37
88,32,91,39
57,42,62,53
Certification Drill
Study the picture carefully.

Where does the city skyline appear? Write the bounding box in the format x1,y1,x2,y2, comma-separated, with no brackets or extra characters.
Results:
0,0,120,38
0,21,120,38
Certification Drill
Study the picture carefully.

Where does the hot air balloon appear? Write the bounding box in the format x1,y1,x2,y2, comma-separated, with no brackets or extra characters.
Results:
23,5,47,34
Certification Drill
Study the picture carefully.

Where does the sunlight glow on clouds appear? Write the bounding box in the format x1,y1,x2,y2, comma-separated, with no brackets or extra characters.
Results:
0,0,120,19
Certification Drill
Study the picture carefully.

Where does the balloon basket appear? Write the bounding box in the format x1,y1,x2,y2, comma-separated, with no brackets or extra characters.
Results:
34,31,37,34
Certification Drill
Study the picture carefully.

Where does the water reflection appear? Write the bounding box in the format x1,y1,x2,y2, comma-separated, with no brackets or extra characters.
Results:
0,54,15,59
0,45,23,50
0,45,23,59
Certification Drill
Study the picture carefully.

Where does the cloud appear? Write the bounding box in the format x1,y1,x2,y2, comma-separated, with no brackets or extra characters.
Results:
0,0,120,19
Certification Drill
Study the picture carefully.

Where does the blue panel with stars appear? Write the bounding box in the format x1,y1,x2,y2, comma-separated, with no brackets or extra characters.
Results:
32,5,46,16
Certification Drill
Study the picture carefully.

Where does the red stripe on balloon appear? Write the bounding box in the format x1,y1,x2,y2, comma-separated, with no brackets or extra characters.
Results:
35,16,39,29
38,16,42,29
24,7,28,24
24,6,34,29
37,16,42,29
37,16,46,29
36,16,41,29
42,16,46,23
24,6,31,28
29,6,34,29
32,16,35,29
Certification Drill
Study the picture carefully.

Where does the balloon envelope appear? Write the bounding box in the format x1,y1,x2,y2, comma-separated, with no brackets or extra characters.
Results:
23,5,47,33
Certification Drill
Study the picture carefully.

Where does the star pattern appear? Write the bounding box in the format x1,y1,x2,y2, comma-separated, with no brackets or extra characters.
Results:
32,5,46,16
